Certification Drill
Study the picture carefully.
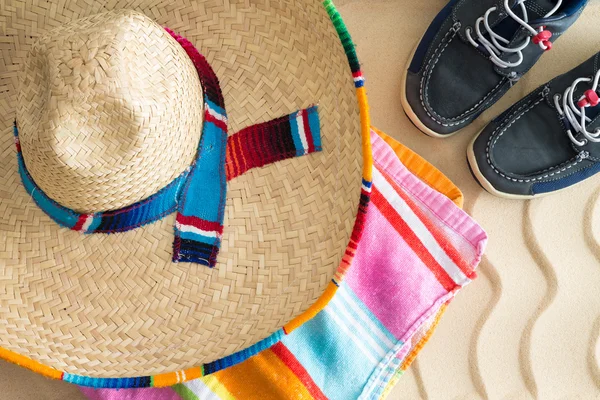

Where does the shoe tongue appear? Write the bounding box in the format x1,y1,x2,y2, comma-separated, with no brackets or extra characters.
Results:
524,0,559,20
568,62,600,124
569,84,600,155
486,0,556,42
480,0,559,60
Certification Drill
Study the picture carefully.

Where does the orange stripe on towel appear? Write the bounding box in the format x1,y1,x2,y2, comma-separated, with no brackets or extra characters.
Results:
400,304,447,371
215,346,314,399
372,127,463,209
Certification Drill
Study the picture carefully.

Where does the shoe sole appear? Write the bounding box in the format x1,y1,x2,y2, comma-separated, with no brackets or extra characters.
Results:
466,128,589,200
401,33,464,139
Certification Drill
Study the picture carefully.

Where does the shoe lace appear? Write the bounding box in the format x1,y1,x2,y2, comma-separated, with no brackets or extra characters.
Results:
465,0,562,69
554,69,600,147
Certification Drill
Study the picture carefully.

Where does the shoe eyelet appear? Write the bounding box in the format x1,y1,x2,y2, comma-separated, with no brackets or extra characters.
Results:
541,86,551,97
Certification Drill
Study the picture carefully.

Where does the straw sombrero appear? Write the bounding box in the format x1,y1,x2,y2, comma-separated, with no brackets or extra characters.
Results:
0,0,372,386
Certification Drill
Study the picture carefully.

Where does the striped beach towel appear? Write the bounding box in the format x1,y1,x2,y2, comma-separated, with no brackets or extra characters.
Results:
79,129,487,399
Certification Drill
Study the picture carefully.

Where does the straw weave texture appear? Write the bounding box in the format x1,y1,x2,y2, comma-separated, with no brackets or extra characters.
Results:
0,0,363,377
17,11,205,212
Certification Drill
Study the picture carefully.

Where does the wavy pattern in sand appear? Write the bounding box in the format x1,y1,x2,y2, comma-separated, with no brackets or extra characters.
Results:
410,359,428,400
589,317,600,389
584,189,600,260
585,189,600,389
468,256,501,400
462,193,495,400
526,189,600,397
520,201,559,399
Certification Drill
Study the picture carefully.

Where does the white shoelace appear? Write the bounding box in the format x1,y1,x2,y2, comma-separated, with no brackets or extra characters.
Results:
466,0,562,69
554,70,600,147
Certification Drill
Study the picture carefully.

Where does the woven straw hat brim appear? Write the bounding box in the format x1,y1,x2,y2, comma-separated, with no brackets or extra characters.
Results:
0,0,370,380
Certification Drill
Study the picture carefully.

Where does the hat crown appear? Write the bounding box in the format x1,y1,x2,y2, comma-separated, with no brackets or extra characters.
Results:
16,10,204,213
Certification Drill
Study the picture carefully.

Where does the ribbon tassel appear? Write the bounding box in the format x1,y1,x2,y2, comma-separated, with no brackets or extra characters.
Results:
172,101,228,267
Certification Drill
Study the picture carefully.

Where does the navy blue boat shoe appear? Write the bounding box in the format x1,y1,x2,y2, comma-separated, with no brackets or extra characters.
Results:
401,0,588,138
469,52,600,198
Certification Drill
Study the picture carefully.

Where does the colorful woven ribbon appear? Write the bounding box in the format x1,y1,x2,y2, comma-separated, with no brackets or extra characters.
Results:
14,28,322,268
